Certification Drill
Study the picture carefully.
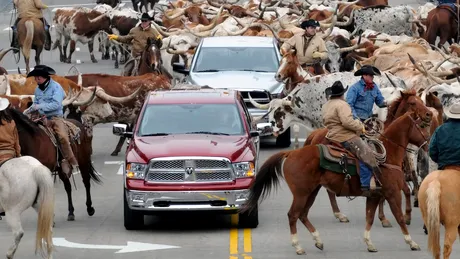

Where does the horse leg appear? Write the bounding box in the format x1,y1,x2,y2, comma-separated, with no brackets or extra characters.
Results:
327,190,349,222
35,47,42,66
364,196,381,252
378,197,392,228
5,213,24,259
80,163,95,216
442,223,458,259
288,195,310,255
299,186,324,250
402,181,412,225
385,190,420,251
59,172,75,221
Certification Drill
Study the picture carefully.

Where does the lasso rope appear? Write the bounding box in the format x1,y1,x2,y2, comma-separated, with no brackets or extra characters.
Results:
363,117,387,164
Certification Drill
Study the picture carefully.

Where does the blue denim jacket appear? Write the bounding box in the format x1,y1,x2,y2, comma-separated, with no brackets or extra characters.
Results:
33,79,65,119
429,119,460,170
345,79,386,120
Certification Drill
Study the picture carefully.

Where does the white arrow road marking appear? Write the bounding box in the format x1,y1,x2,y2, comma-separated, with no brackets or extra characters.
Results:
53,237,180,253
117,164,123,175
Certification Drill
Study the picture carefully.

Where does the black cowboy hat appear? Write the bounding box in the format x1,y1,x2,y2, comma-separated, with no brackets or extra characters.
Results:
354,65,381,77
300,19,319,29
140,12,153,21
26,65,56,78
325,81,348,97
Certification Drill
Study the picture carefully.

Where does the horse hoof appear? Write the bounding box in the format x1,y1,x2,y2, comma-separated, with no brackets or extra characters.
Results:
339,217,349,223
110,151,118,156
367,247,378,253
92,59,98,63
423,225,428,235
295,249,305,255
381,221,392,228
405,219,411,225
413,201,419,207
315,243,323,250
87,207,95,216
65,59,71,64
411,245,421,251
67,215,75,221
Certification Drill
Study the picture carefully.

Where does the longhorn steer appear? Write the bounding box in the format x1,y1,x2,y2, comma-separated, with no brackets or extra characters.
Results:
64,73,172,156
96,0,121,8
52,7,112,63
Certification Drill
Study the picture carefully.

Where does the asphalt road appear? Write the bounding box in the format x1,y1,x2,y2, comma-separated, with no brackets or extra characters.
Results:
0,0,458,258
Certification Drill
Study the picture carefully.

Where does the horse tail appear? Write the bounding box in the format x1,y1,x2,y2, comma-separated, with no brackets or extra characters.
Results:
33,164,55,258
89,161,103,184
426,178,441,257
242,151,287,213
23,20,34,60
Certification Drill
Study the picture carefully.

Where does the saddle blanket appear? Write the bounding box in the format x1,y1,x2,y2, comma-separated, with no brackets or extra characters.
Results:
39,120,81,147
438,3,458,13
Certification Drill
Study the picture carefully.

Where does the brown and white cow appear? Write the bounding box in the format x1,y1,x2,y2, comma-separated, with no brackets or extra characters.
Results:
64,72,172,156
52,6,113,63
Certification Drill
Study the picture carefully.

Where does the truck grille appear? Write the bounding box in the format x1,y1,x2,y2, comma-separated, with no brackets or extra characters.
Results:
239,91,270,109
146,158,234,183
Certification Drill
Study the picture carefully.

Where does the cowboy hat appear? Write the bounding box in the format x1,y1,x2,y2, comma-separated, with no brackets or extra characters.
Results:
300,19,319,29
140,12,153,21
444,102,460,119
325,81,348,97
26,65,56,78
0,97,10,111
354,65,381,77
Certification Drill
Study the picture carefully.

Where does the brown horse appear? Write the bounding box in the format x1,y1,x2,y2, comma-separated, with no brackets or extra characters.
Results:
418,166,460,259
424,6,458,49
17,18,45,74
122,37,166,77
302,88,432,227
243,111,431,255
8,108,102,221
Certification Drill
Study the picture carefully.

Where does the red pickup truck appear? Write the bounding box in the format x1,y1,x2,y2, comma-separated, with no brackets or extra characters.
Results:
113,88,260,230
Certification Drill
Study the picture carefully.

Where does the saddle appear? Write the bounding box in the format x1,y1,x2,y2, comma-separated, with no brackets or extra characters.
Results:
317,142,360,176
437,4,459,21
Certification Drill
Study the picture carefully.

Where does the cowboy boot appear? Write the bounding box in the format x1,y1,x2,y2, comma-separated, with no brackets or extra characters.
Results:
44,28,51,51
10,28,19,53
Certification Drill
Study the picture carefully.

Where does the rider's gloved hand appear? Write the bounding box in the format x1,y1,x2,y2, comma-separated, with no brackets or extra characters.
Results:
156,34,163,40
23,104,38,114
312,51,327,59
108,34,118,40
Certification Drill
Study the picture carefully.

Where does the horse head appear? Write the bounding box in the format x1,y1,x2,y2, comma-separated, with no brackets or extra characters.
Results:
142,37,163,74
275,49,311,92
385,88,432,129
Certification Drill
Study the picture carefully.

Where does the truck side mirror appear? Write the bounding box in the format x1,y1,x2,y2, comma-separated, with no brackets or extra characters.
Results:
250,131,259,137
113,123,133,138
172,62,189,75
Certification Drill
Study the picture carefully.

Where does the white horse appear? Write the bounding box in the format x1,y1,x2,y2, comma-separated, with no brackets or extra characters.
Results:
0,156,55,259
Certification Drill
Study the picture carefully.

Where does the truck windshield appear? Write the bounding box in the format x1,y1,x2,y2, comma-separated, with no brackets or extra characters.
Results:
138,103,245,136
193,47,279,72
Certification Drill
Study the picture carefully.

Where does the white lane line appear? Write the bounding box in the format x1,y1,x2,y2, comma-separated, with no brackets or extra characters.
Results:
117,165,124,175
105,161,123,165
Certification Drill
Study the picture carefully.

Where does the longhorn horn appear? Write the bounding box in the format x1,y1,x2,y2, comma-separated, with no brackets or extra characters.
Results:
248,93,270,109
70,86,97,107
339,34,362,53
163,7,186,20
384,73,398,88
95,85,143,103
62,86,85,106
0,48,17,63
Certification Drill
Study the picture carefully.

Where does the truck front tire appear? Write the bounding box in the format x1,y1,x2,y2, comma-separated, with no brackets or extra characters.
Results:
124,192,144,230
238,205,259,228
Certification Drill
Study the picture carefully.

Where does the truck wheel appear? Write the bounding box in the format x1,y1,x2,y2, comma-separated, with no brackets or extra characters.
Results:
238,206,259,228
276,128,291,148
123,192,144,230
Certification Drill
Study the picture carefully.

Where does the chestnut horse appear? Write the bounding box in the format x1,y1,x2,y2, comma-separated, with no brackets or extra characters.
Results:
418,166,460,259
243,111,431,255
303,88,433,227
8,108,102,221
17,18,45,74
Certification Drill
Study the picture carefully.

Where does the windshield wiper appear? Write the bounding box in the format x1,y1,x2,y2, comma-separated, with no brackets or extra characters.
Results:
185,131,230,135
141,133,169,136
237,69,272,72
195,69,221,72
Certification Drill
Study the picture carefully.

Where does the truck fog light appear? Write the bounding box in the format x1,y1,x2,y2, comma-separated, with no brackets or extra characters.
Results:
236,191,249,200
131,193,146,203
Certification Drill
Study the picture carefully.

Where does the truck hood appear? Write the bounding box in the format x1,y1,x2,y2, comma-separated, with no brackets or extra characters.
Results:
189,71,283,93
133,134,250,162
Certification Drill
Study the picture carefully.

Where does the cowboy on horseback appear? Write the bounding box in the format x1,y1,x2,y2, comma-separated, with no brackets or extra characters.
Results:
429,102,460,170
346,65,388,122
0,98,21,165
280,19,328,75
323,81,381,192
107,12,162,76
11,0,52,53
22,65,80,177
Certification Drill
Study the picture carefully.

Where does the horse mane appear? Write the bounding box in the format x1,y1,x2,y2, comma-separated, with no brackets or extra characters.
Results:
9,108,40,135
386,88,417,121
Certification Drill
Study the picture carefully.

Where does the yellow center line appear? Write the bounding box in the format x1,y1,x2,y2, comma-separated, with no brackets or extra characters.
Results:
244,229,252,253
229,214,239,258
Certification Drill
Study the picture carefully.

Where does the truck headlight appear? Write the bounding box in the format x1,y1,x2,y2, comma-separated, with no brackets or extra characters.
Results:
233,162,255,178
126,163,147,179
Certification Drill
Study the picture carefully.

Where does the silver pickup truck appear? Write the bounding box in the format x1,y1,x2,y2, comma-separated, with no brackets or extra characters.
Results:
172,36,291,147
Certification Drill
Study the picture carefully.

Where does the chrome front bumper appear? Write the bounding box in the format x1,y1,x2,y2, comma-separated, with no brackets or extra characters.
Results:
125,189,250,211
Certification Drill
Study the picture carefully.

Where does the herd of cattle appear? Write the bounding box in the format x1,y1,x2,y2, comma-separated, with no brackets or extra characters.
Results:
0,0,459,166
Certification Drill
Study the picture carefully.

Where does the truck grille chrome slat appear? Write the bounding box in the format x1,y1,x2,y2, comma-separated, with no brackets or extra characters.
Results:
146,157,234,184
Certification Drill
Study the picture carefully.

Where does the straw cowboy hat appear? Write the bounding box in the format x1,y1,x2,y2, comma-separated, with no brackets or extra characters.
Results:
444,102,460,119
354,65,381,77
0,98,10,111
26,65,56,78
325,81,348,97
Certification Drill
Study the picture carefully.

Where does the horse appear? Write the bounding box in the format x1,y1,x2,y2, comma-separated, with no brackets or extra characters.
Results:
424,5,458,49
303,88,433,227
122,37,165,77
8,108,102,221
418,165,460,259
0,156,54,259
17,18,45,74
242,110,431,255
